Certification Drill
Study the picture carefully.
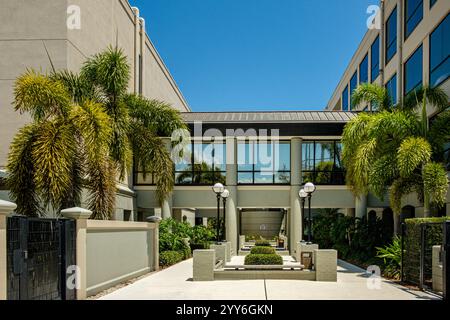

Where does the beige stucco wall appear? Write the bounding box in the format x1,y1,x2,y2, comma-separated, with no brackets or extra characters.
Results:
86,220,156,296
0,0,189,169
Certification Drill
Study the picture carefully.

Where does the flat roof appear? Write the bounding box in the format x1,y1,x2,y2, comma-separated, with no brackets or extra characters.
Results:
181,111,356,123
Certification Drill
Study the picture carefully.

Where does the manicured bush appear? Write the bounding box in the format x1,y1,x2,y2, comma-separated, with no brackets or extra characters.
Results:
250,246,276,255
254,240,271,247
244,254,283,265
159,250,184,267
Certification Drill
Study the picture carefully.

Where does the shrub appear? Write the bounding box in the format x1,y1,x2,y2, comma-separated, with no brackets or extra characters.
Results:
376,236,402,280
245,254,283,265
254,240,271,247
250,246,276,255
160,251,183,267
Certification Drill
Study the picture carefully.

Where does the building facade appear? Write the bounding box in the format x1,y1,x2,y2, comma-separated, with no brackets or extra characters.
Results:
0,0,190,219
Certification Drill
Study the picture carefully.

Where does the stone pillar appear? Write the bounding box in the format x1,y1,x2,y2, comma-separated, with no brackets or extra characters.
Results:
226,136,238,254
61,207,92,300
152,221,160,271
161,138,173,219
289,137,302,255
193,249,215,281
315,249,338,282
355,195,367,219
432,245,443,292
0,200,16,300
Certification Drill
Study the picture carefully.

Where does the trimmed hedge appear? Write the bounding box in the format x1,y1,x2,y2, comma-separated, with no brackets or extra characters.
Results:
160,251,184,267
250,246,276,255
244,254,283,265
254,240,271,247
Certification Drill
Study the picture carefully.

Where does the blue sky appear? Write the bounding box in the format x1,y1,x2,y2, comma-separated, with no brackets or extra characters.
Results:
129,0,375,111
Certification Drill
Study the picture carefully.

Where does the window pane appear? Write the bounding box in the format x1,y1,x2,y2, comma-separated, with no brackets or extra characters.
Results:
386,7,397,63
430,0,437,8
430,14,450,87
405,0,423,38
275,172,290,184
386,73,397,105
315,141,334,166
175,172,192,185
302,142,315,171
404,45,423,95
359,54,368,84
349,72,358,110
193,143,214,167
237,142,253,171
238,172,253,184
334,143,343,169
371,36,380,82
254,172,273,184
255,142,273,171
342,85,349,111
174,142,192,171
275,142,291,171
213,142,226,171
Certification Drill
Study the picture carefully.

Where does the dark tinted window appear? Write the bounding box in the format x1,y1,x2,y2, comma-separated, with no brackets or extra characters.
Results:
349,72,358,110
386,74,397,105
386,7,397,63
430,0,437,8
371,36,380,82
430,14,449,87
359,54,369,84
404,45,423,95
405,0,423,39
342,85,349,111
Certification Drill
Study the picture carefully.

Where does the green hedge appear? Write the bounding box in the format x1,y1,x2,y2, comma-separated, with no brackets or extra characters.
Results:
250,246,276,255
244,254,283,265
160,251,184,267
403,217,449,284
254,240,271,247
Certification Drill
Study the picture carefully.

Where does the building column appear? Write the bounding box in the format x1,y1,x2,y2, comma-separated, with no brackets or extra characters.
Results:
355,195,368,219
161,137,173,219
61,207,93,300
226,136,238,254
290,137,302,255
0,200,16,300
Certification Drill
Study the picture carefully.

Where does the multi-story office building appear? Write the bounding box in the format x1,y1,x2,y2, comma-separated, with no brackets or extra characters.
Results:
327,0,449,112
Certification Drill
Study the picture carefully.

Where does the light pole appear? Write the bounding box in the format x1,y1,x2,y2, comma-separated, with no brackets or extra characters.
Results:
221,189,230,242
304,182,316,243
298,188,307,242
212,183,224,243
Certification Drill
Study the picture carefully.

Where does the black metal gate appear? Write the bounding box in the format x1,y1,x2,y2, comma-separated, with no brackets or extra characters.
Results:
6,216,76,300
401,220,449,300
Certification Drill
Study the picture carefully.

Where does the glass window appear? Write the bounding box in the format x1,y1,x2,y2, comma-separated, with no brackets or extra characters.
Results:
405,0,423,39
174,140,226,185
359,54,369,84
430,14,449,87
386,7,397,63
342,85,349,111
430,0,437,8
238,141,290,184
386,73,397,105
349,72,358,110
404,45,423,95
371,36,380,82
301,141,345,185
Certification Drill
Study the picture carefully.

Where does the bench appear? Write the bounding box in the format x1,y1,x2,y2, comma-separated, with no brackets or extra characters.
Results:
223,264,305,270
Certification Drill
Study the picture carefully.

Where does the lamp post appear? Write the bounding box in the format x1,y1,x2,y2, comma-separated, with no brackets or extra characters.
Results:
298,189,307,242
212,183,224,243
304,182,316,243
221,189,230,242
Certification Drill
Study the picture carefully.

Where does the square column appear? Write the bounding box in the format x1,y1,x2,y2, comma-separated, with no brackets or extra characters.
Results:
289,137,303,255
225,136,238,254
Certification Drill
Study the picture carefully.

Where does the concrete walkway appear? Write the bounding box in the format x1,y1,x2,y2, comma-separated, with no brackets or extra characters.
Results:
99,258,440,300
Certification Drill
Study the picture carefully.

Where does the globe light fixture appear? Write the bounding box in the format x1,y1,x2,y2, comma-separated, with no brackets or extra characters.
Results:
298,189,307,241
221,189,230,241
212,183,225,243
212,183,225,195
303,182,316,244
304,182,316,194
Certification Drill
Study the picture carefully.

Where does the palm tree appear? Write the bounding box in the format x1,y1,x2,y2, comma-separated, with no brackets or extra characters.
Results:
7,46,186,218
343,85,449,226
351,82,393,112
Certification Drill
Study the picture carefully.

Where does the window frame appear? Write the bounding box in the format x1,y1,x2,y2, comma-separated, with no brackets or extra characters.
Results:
404,0,423,40
385,6,398,64
359,53,369,84
404,44,423,96
371,35,380,82
429,13,450,87
349,71,358,110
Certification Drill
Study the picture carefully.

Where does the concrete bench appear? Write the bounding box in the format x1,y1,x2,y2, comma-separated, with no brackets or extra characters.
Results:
223,264,304,270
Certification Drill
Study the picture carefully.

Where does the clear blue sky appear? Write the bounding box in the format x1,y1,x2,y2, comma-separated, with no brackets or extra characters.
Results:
129,0,375,111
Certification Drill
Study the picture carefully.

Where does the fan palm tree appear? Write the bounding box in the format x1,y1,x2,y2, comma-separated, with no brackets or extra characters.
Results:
7,46,186,218
343,85,449,226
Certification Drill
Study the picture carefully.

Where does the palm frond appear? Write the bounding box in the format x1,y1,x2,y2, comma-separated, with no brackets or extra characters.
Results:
422,162,448,208
396,137,431,177
351,83,391,111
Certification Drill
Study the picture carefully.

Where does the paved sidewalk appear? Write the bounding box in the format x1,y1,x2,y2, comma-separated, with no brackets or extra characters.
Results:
99,258,440,300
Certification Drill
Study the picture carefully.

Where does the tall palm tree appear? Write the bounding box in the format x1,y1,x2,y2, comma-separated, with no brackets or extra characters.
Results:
343,84,449,224
7,46,186,218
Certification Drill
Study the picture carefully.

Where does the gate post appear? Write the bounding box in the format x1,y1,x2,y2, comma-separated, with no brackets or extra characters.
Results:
0,200,17,300
61,207,92,300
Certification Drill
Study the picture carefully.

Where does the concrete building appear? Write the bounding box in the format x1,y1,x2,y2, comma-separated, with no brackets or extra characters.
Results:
0,0,190,219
